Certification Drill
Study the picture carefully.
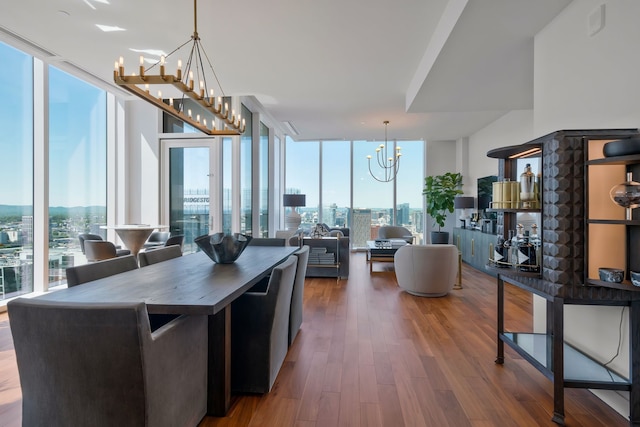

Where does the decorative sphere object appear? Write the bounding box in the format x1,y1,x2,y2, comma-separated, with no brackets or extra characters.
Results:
609,177,640,209
630,271,640,287
194,233,252,264
598,267,624,283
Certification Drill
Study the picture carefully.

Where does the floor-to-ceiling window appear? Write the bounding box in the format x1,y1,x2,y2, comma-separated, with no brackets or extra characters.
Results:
0,42,34,299
285,137,319,231
240,104,252,235
48,66,107,287
259,121,269,237
353,140,393,248
286,138,425,248
322,140,350,228
222,137,233,234
394,140,424,244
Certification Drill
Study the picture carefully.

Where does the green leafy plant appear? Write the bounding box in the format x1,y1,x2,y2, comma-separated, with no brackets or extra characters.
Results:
423,172,463,231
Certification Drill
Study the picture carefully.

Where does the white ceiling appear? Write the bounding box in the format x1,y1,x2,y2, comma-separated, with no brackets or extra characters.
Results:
0,0,571,142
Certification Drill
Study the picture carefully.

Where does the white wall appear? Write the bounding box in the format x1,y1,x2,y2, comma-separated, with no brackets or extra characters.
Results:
124,100,161,226
534,1,640,135
467,110,535,196
425,140,458,242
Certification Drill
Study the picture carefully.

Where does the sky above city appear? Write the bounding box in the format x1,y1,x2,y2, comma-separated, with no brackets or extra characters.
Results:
1,42,107,207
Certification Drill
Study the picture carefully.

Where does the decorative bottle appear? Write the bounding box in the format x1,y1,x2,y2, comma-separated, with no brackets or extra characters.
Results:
503,230,513,265
520,163,535,208
517,230,538,272
494,235,507,267
511,225,523,266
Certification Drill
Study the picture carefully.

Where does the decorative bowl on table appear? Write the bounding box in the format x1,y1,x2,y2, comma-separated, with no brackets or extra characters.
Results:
598,267,624,283
194,233,252,264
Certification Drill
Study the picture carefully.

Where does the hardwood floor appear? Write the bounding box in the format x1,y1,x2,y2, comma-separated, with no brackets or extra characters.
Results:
0,253,630,426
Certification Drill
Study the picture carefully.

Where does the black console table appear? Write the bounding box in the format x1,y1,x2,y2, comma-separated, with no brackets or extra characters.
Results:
496,273,640,425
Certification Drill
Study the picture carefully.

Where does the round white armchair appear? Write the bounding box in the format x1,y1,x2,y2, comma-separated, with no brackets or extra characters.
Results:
394,244,459,297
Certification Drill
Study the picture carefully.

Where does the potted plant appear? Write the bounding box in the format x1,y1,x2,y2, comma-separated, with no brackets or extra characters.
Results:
423,172,463,244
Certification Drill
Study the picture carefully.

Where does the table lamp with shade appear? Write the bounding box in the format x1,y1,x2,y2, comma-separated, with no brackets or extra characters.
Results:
283,194,306,230
454,196,475,228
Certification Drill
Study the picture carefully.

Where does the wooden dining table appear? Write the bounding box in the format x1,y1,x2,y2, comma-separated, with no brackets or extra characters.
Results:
34,245,297,416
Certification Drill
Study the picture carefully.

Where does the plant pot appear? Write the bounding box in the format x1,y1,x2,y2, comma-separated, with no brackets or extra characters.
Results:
430,231,449,244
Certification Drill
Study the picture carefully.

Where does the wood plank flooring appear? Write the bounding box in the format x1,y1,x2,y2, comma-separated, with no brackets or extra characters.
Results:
0,253,630,426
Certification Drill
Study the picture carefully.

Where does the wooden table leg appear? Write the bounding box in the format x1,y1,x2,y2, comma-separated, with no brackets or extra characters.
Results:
207,307,231,416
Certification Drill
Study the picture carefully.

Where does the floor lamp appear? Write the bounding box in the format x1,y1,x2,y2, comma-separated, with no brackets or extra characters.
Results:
453,196,474,290
283,194,306,231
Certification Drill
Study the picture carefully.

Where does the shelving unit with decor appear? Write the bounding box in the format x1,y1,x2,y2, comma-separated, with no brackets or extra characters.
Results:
300,236,349,280
487,129,640,426
485,141,543,277
585,140,640,291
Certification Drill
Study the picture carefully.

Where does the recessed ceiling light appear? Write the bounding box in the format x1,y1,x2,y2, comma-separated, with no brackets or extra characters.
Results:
83,0,110,10
129,48,167,57
96,24,126,32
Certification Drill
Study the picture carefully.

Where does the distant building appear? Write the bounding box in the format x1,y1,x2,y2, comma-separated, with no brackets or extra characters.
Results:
21,216,33,247
397,203,410,226
352,209,372,248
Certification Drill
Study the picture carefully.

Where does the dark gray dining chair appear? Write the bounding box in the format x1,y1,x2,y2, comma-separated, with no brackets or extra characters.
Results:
231,255,297,393
248,238,286,247
7,298,208,427
139,245,182,267
289,245,309,346
65,255,138,287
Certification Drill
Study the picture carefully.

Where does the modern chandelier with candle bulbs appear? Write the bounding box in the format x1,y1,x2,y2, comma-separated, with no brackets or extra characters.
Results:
113,0,245,135
367,120,401,182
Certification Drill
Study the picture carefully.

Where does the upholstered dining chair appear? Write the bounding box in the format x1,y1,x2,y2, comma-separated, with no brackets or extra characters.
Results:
163,234,184,249
138,245,183,267
84,240,119,262
78,233,131,257
7,299,208,427
378,225,415,244
231,255,297,393
66,255,138,287
143,231,170,249
289,245,309,346
394,244,459,297
78,233,102,254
